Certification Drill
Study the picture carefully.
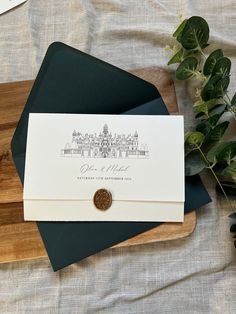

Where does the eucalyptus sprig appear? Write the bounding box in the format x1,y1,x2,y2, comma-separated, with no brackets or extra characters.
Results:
167,16,236,246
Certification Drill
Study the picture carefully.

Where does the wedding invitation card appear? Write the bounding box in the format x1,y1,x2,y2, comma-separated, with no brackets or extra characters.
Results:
23,113,184,222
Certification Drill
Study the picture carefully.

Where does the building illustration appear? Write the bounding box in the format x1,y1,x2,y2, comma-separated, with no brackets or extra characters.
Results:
61,124,149,159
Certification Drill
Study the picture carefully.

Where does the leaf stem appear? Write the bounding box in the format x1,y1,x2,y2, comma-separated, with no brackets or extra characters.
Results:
198,48,207,59
197,145,234,211
193,70,207,81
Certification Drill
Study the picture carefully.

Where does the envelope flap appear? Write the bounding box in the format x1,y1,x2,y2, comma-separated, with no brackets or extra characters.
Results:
11,42,161,159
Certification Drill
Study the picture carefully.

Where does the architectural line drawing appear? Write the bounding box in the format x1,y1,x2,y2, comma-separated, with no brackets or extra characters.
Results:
61,124,149,159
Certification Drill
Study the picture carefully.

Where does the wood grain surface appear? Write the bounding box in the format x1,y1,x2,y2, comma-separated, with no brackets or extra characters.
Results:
0,68,196,263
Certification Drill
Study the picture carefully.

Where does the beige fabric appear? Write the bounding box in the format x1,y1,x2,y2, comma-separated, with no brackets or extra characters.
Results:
0,1,236,313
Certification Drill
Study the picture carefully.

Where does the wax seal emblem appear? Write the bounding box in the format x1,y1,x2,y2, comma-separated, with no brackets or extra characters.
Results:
93,189,112,211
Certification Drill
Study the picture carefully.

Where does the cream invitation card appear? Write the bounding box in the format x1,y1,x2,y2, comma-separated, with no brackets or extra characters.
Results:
23,113,185,222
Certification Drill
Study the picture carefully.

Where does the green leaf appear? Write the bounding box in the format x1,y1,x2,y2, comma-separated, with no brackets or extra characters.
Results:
185,150,206,176
212,57,231,77
211,75,230,98
222,161,236,182
207,114,221,126
176,57,198,80
201,74,222,101
218,142,236,165
231,93,236,106
203,49,224,76
196,114,220,136
179,16,209,50
194,101,208,115
207,142,227,163
173,19,188,41
194,98,217,115
207,141,236,164
168,48,188,65
205,121,229,143
185,131,205,147
196,121,211,136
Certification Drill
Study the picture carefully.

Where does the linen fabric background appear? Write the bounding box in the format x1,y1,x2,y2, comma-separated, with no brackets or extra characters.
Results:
0,1,236,313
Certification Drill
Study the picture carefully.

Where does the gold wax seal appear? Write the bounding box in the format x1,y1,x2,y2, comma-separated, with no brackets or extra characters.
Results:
93,189,112,211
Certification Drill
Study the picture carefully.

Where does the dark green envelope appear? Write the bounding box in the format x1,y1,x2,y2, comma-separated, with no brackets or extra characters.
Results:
11,42,211,271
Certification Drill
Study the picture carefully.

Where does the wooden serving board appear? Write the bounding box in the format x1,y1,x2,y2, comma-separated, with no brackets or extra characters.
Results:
0,67,196,263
